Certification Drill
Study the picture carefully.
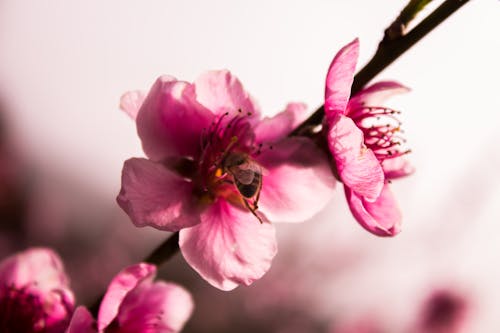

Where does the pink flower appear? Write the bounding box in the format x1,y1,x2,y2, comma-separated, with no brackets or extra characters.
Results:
66,263,193,333
324,39,413,237
0,247,75,333
118,71,335,290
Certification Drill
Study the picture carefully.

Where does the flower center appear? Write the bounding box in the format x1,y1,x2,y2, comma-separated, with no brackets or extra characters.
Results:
0,285,47,333
198,110,263,203
349,106,411,162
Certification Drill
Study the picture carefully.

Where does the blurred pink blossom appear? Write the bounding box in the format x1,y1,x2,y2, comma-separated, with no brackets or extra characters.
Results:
414,289,470,333
66,263,193,333
118,71,334,290
0,247,74,333
324,39,413,236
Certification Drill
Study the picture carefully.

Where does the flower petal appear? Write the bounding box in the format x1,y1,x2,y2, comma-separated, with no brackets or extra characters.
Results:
0,247,71,296
66,306,96,333
382,156,415,180
115,281,194,333
345,184,402,237
117,158,201,231
254,102,309,143
256,137,335,223
348,81,410,112
325,38,359,119
119,90,147,120
97,263,156,331
194,70,261,121
136,76,213,161
328,114,384,201
179,199,277,291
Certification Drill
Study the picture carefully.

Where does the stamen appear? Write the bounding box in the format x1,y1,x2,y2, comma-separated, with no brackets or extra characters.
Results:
350,105,410,162
209,112,229,143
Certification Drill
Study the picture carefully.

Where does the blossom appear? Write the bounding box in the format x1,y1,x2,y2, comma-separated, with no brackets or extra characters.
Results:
0,247,74,333
324,39,413,236
118,71,335,290
66,263,193,333
415,289,470,333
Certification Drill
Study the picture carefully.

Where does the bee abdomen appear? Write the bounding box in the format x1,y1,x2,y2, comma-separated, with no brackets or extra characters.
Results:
235,173,261,198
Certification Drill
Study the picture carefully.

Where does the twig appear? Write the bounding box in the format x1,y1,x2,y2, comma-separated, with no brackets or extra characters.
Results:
290,0,470,136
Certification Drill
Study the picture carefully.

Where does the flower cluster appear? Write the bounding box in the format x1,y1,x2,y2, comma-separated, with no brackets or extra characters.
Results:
115,40,414,294
0,248,193,333
116,39,413,292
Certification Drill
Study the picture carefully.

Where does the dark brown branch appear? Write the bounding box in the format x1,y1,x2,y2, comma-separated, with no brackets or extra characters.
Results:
384,0,435,41
143,232,180,266
290,0,470,136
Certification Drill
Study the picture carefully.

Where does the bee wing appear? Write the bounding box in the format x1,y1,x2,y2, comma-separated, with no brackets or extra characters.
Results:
245,161,268,178
231,161,262,185
231,167,256,184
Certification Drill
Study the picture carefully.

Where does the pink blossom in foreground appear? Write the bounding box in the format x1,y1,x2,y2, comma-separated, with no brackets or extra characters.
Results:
118,71,335,290
324,38,413,236
0,247,74,333
66,263,193,333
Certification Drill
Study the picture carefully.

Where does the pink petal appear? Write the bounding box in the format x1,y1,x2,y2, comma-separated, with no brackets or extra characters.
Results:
256,137,335,223
136,76,213,161
179,199,277,291
97,263,156,331
345,184,402,237
66,306,97,333
324,38,359,120
115,281,194,333
347,81,410,112
254,102,309,143
0,248,69,292
194,70,261,122
328,114,384,201
382,156,415,180
117,158,201,231
120,90,147,120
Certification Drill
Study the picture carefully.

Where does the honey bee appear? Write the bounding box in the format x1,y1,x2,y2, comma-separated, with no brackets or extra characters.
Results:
223,152,264,223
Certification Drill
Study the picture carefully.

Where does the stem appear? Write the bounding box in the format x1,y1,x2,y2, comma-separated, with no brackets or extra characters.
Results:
291,0,470,136
143,232,180,266
384,0,435,41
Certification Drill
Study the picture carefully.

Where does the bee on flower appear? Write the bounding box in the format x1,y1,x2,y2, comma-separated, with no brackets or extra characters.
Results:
118,71,335,290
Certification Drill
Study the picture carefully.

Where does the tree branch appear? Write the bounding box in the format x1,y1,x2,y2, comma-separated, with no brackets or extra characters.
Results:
290,0,470,136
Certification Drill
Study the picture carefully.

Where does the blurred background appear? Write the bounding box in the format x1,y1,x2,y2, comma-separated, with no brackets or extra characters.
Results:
0,0,498,332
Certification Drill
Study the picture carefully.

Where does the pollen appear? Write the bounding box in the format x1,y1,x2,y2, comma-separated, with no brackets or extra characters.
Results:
215,168,223,177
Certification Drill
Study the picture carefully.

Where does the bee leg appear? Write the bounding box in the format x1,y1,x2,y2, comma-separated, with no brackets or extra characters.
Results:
243,199,264,224
253,190,261,209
